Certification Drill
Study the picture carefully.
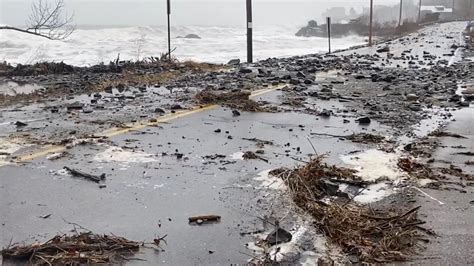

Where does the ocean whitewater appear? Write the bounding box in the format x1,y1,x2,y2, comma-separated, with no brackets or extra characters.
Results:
0,25,366,66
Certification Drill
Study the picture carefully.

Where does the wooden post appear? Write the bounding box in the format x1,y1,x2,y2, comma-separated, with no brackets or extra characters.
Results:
369,0,373,46
399,0,403,27
327,17,331,54
246,0,253,63
418,0,422,23
167,0,171,61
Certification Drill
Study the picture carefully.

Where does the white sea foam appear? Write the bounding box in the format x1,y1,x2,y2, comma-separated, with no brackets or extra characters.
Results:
0,25,366,66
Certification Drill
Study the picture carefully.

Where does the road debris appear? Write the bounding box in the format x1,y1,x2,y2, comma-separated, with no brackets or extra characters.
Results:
195,90,271,112
1,232,142,265
242,151,269,163
188,215,221,225
39,213,52,219
429,131,467,139
64,167,106,183
269,155,432,263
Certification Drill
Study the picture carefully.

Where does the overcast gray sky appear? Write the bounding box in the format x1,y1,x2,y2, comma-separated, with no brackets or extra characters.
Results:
1,0,411,27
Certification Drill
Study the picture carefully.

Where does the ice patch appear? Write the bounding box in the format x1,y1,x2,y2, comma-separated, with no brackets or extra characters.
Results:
0,139,22,167
253,169,286,190
341,149,404,182
94,146,157,164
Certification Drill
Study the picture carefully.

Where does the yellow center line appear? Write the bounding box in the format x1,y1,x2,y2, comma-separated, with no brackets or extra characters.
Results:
12,86,281,163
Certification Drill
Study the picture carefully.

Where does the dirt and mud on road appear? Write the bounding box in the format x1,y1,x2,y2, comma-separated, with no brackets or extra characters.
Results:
1,22,473,265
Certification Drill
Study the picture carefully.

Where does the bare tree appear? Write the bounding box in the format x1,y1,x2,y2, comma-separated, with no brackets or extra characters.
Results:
0,0,75,40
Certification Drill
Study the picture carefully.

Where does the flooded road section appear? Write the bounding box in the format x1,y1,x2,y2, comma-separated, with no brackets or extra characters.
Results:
0,90,393,264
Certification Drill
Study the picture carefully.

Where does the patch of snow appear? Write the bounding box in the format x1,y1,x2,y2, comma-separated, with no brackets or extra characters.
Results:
418,178,435,187
352,182,394,204
94,146,157,165
253,169,286,190
340,149,404,182
0,139,22,167
229,151,244,160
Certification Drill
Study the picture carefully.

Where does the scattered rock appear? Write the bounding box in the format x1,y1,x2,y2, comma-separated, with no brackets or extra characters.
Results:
266,228,292,246
356,116,371,125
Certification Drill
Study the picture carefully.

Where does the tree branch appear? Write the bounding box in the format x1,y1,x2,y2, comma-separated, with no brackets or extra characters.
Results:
0,26,54,40
1,0,75,40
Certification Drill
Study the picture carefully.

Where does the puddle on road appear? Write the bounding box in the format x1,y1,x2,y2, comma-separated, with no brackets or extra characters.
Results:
0,81,43,96
94,146,158,166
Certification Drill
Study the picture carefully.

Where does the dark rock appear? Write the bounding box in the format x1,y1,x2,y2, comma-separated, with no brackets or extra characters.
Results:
177,34,201,39
227,59,241,65
232,110,241,117
356,116,371,124
376,46,390,53
83,108,93,114
14,121,28,127
266,228,292,246
170,104,183,110
66,102,84,111
239,68,253,74
319,109,332,117
154,108,166,114
320,180,339,196
290,79,300,85
408,103,422,112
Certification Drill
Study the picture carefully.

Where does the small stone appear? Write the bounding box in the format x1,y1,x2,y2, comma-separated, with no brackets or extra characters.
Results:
227,59,240,65
266,228,292,246
406,94,418,101
154,108,166,114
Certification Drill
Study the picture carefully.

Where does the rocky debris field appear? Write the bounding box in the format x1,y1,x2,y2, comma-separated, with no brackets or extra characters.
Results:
0,22,473,264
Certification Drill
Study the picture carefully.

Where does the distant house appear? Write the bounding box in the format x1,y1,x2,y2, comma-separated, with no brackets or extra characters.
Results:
322,7,347,23
420,5,453,21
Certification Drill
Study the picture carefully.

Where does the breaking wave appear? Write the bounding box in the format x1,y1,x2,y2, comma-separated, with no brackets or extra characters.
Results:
0,25,366,66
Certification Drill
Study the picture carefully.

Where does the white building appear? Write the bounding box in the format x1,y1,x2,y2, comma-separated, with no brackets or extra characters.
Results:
420,5,453,21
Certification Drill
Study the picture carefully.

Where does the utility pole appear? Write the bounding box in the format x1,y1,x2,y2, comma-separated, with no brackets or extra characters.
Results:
418,0,422,23
451,0,455,21
369,0,373,46
398,0,403,27
167,0,171,61
470,0,473,22
327,17,331,53
246,0,253,63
